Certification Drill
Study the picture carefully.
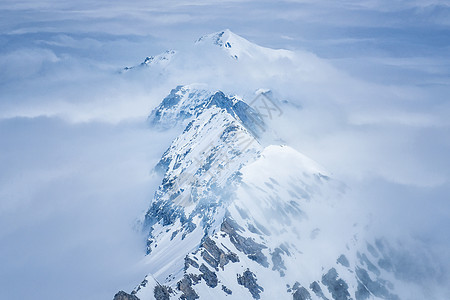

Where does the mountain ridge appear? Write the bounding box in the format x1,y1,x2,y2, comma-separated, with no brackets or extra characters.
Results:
116,84,403,300
114,30,431,300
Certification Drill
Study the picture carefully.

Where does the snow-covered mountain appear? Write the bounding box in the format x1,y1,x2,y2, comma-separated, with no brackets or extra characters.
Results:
195,29,294,61
114,31,433,300
124,50,177,71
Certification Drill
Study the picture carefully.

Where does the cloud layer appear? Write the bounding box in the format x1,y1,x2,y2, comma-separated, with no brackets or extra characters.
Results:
0,1,449,299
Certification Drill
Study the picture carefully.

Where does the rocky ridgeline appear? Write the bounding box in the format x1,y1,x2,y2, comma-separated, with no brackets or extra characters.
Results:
114,84,403,300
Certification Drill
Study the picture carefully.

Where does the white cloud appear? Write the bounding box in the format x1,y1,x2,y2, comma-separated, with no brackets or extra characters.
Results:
0,48,59,81
0,117,178,299
0,0,449,299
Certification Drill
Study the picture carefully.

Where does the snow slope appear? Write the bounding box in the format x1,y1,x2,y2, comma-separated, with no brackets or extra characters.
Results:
195,29,295,61
114,31,435,300
123,85,410,300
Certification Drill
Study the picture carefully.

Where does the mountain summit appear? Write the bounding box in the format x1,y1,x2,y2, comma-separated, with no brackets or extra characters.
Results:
115,31,423,300
114,86,402,300
125,29,294,72
195,29,257,60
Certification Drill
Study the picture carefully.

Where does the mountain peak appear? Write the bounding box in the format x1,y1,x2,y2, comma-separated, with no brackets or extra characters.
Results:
196,29,237,46
123,49,176,71
124,29,295,74
195,29,257,60
148,85,265,137
123,85,408,300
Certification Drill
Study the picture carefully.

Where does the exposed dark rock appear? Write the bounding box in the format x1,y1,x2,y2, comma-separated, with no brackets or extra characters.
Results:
355,281,370,300
199,264,218,288
355,268,399,300
366,243,379,258
321,268,351,300
219,252,231,268
227,251,240,263
170,230,179,241
309,281,329,300
237,269,264,299
357,252,380,276
378,257,393,272
199,236,237,270
177,275,199,300
196,91,265,137
203,237,223,260
149,86,182,125
154,153,172,175
146,238,154,255
375,238,385,252
271,247,287,277
247,252,268,266
201,250,219,269
337,254,350,268
293,286,312,300
371,240,435,283
188,273,202,285
222,285,233,295
184,256,199,270
221,217,269,267
113,291,140,300
248,223,262,234
144,200,186,247
154,285,171,300
253,220,271,236
133,278,148,295
231,95,266,137
221,215,244,232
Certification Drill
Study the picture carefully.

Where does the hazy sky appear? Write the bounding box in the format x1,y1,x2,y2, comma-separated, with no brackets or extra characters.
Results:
0,1,449,299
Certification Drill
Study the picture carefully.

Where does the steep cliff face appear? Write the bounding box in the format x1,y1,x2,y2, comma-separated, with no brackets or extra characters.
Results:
140,86,264,283
113,291,140,300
